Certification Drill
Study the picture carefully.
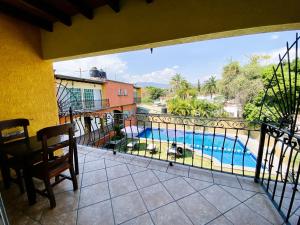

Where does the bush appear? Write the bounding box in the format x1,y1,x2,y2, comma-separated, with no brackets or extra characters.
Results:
167,97,224,118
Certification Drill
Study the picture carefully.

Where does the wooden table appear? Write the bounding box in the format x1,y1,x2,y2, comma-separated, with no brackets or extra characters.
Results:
0,135,79,205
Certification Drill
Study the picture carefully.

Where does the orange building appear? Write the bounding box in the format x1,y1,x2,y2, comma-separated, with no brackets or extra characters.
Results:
102,80,136,113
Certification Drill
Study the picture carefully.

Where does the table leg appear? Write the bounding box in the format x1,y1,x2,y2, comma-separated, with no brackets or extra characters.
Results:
73,139,79,175
23,167,36,205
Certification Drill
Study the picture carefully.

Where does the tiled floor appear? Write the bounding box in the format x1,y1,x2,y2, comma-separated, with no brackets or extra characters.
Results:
1,145,298,225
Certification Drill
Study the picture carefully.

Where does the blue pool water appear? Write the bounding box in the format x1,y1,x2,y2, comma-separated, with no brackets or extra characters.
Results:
137,128,257,168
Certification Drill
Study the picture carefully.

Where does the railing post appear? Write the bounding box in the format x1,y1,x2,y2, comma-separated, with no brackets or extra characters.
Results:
255,120,267,183
69,107,73,124
69,107,79,175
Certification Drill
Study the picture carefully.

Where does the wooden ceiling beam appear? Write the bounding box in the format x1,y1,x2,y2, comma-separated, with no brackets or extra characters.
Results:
106,0,120,13
0,1,53,31
23,0,72,26
66,0,94,19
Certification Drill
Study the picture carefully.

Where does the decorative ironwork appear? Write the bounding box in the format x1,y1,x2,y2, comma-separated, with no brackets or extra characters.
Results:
61,110,260,175
56,81,82,116
259,33,300,135
256,33,300,224
136,113,259,130
56,81,110,115
256,123,300,224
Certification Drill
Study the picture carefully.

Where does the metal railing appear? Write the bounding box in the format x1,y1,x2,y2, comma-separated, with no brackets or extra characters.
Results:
59,99,110,113
61,110,261,176
59,109,300,223
255,122,300,224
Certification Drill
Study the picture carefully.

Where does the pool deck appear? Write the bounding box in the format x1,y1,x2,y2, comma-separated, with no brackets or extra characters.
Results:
2,145,298,225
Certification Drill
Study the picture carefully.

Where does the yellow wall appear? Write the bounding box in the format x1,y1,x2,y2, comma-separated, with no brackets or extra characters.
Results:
56,78,103,102
42,0,300,60
0,14,58,136
134,88,142,98
56,79,103,91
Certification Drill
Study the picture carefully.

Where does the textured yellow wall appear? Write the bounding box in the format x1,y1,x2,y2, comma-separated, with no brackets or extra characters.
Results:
42,0,300,60
0,14,58,136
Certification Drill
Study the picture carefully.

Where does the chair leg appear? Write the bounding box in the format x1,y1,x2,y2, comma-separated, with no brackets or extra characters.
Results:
0,154,11,189
44,178,56,208
69,166,78,191
15,169,24,194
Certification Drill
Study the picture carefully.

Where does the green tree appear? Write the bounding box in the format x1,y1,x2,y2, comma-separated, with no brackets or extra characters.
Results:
167,97,224,118
243,60,300,123
242,55,269,80
146,86,166,101
170,74,184,93
197,80,201,92
176,79,197,99
219,61,241,100
203,75,217,99
169,74,197,99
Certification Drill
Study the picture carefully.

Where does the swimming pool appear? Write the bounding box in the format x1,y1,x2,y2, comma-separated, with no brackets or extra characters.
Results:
137,128,257,168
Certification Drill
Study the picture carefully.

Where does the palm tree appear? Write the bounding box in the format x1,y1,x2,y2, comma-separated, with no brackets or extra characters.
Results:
170,74,184,92
203,75,217,99
171,77,197,100
177,79,190,99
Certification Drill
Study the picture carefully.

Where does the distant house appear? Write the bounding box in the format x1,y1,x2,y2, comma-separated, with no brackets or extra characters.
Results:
55,68,142,116
197,95,217,102
224,99,242,118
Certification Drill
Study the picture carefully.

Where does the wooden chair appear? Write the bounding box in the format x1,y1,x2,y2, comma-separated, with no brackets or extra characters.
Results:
0,118,30,193
32,123,78,208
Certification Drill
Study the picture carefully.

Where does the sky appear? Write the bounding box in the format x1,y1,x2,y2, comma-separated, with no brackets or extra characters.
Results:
53,30,300,85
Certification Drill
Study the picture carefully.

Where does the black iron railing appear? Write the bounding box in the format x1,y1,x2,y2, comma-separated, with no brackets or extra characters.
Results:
254,33,300,224
255,122,300,224
59,109,300,223
61,110,260,176
59,99,110,113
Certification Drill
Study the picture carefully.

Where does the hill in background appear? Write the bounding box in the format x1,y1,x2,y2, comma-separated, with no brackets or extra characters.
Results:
135,82,169,89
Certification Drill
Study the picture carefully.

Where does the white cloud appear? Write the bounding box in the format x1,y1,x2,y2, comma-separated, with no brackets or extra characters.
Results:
251,47,296,66
271,34,279,40
53,54,127,79
122,67,179,84
53,54,181,84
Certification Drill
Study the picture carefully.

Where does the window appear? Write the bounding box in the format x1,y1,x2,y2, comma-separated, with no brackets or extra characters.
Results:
69,88,82,110
124,89,128,96
94,90,102,109
118,89,122,96
83,89,94,109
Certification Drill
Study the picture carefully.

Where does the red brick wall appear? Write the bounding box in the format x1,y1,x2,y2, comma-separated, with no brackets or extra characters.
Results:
103,80,135,107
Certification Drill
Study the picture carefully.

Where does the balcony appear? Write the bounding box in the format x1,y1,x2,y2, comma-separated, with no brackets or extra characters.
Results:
58,99,110,115
2,145,289,225
54,111,300,224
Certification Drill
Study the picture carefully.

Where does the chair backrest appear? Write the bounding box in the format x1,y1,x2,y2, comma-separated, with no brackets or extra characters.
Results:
177,147,183,154
0,119,29,145
37,123,74,168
